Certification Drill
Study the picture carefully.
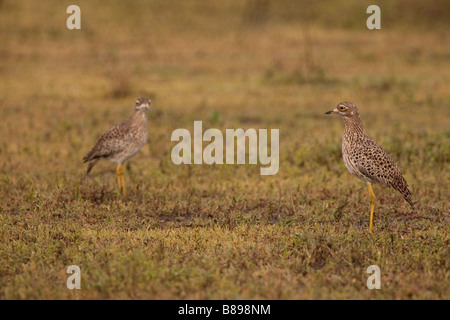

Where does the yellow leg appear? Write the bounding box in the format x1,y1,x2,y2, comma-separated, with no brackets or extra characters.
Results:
116,164,126,197
367,183,376,232
116,164,122,190
120,172,126,197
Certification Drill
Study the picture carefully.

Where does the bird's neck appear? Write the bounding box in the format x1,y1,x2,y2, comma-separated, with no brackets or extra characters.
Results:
343,114,366,138
133,110,148,120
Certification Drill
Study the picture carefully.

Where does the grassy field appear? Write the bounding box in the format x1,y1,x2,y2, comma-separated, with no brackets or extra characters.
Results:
0,1,449,299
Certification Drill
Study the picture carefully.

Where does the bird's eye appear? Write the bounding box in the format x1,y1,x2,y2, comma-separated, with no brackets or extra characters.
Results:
135,100,139,105
338,106,346,111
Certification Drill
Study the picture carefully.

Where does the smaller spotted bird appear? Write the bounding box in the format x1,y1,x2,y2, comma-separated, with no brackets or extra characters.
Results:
83,97,151,196
326,102,415,231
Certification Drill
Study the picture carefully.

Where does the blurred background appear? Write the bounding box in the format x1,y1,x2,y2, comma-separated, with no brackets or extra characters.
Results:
0,0,449,299
0,0,448,187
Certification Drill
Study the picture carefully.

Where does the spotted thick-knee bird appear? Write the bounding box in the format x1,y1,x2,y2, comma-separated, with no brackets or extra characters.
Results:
325,101,415,231
83,97,151,196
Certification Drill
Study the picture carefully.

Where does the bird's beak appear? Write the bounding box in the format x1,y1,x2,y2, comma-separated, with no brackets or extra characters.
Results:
325,108,338,114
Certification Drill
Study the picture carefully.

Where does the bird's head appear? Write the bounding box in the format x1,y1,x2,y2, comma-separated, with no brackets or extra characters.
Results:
325,101,359,118
135,97,151,112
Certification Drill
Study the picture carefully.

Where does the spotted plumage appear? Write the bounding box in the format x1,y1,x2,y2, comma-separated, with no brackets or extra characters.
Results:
83,97,151,196
326,101,415,231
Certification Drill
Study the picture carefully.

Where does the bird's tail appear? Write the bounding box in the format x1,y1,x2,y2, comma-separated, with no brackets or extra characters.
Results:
391,173,415,211
403,192,415,211
84,158,99,178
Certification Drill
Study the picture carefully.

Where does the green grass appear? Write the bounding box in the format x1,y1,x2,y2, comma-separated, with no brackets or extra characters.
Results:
0,0,449,299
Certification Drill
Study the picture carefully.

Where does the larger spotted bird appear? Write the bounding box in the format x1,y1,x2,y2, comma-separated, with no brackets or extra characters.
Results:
325,101,415,231
83,97,151,196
